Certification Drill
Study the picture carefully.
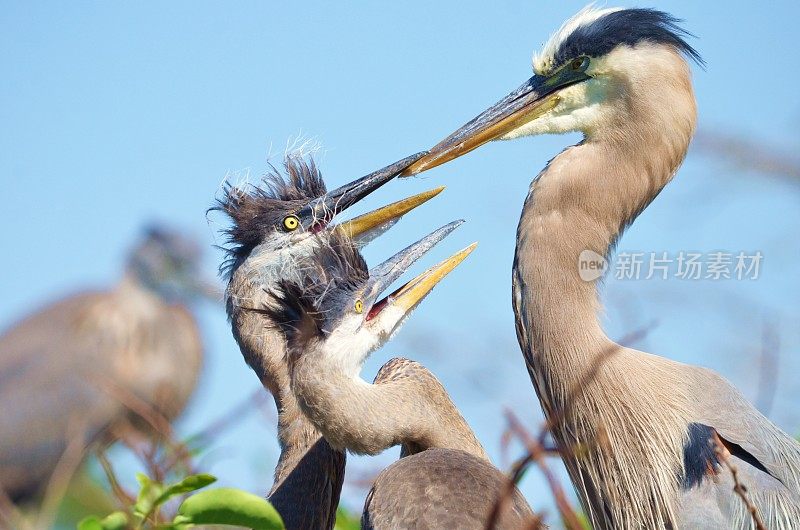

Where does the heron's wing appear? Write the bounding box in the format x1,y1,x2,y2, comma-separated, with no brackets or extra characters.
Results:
363,448,535,530
681,368,800,525
0,292,126,497
689,367,800,491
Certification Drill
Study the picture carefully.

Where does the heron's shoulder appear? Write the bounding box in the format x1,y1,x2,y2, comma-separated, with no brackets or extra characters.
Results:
364,448,535,529
373,357,437,385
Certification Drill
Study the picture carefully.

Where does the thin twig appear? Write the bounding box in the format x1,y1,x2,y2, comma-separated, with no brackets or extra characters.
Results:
97,450,135,506
507,412,585,530
486,325,655,530
94,376,174,440
712,435,767,530
160,387,268,474
191,387,268,445
483,453,533,530
693,130,800,183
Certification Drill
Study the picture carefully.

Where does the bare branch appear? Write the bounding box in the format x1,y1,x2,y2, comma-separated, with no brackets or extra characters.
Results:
712,433,766,530
97,450,135,507
693,130,800,183
191,387,268,445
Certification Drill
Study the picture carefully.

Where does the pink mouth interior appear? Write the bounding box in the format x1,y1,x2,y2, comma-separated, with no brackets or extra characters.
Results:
310,219,330,234
365,280,410,321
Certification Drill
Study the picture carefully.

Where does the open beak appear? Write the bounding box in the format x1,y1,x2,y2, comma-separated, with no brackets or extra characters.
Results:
367,243,477,321
336,186,445,246
364,219,465,306
402,68,590,175
297,152,427,229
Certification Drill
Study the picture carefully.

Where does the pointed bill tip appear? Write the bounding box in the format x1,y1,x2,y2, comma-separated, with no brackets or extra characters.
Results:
389,241,478,312
337,186,446,240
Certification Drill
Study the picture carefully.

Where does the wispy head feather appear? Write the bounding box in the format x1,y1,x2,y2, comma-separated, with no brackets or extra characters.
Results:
213,154,328,276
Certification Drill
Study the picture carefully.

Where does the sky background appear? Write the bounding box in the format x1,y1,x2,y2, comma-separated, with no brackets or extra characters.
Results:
2,0,800,523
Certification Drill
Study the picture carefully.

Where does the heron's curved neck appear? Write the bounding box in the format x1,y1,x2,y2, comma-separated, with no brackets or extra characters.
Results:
515,82,695,408
291,351,487,460
227,270,344,530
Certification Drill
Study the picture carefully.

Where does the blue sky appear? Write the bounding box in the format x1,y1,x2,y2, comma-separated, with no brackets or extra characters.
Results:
2,0,799,519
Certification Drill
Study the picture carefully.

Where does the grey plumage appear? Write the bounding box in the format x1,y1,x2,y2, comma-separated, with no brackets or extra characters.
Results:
363,448,532,530
404,6,800,528
0,226,207,502
267,237,534,529
218,152,430,529
218,155,346,530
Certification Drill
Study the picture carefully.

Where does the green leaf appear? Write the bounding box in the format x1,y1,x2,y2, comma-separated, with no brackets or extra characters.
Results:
334,506,361,530
76,512,128,530
175,487,284,529
134,473,163,519
154,473,217,507
99,511,129,530
77,516,103,530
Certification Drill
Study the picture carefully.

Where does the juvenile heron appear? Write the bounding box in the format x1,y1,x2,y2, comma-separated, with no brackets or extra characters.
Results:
217,152,448,529
0,226,213,503
266,234,535,529
405,6,800,528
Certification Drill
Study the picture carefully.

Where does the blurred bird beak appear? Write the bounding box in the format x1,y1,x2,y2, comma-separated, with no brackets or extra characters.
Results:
336,187,445,246
402,69,590,175
297,152,427,230
367,243,477,321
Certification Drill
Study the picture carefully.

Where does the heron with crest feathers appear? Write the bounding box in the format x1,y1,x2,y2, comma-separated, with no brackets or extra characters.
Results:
264,228,536,529
216,151,463,529
404,5,800,529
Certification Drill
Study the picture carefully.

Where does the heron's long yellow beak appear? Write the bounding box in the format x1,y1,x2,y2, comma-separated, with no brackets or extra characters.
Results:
336,187,445,239
367,243,477,320
403,66,591,176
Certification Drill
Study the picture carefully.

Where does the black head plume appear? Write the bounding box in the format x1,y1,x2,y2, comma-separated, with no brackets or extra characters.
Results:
550,8,703,72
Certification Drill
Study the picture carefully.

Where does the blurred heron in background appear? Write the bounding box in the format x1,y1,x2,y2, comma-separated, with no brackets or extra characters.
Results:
406,6,800,529
217,152,447,529
0,225,216,505
266,232,535,529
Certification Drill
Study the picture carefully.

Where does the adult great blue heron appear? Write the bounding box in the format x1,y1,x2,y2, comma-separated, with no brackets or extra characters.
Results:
266,234,535,529
405,6,800,529
0,226,214,503
217,152,447,529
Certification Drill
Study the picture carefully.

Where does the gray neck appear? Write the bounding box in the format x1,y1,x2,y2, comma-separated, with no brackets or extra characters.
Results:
291,350,487,460
227,271,344,530
513,80,695,416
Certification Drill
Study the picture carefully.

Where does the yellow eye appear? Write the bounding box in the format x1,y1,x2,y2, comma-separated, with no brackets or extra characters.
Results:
283,215,300,231
354,299,364,314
